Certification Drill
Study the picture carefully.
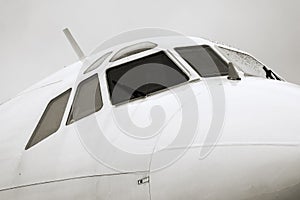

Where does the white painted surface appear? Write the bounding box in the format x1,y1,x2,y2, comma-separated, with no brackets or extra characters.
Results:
0,36,300,199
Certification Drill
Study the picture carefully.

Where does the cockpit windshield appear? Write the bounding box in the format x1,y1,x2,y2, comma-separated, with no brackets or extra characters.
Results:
106,51,189,105
175,45,229,78
217,46,282,81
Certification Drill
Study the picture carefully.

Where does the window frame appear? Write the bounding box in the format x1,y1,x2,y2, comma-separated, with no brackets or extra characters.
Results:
25,89,72,150
66,74,103,125
174,45,230,78
105,49,191,106
110,41,158,62
216,45,284,81
84,51,113,74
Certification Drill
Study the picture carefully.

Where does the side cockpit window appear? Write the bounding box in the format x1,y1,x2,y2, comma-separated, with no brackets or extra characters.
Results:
67,74,103,125
25,89,71,150
106,51,189,105
175,45,229,78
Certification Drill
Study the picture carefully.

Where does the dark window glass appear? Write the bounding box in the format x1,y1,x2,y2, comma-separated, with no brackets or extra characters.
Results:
175,45,228,77
106,51,189,105
25,89,71,150
67,74,103,125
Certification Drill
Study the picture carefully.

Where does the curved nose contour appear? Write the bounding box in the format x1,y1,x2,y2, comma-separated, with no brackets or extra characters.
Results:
149,80,300,200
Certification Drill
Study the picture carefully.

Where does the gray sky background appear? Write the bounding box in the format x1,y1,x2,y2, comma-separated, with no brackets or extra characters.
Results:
0,0,299,103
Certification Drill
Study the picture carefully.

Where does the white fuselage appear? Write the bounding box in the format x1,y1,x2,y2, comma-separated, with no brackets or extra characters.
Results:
0,36,300,200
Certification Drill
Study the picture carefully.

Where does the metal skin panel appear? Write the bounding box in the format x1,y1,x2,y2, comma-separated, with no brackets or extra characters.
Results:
0,36,300,199
150,146,300,200
149,78,300,200
1,173,150,200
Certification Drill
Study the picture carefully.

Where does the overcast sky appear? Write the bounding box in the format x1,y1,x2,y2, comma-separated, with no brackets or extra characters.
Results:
0,0,299,103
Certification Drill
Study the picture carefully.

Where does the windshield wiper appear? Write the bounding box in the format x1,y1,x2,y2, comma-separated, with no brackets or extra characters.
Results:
263,66,281,80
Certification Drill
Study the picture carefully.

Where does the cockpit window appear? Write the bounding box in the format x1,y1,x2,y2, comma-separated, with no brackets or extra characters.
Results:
84,51,112,74
217,46,282,80
106,51,189,105
110,42,157,62
67,74,103,125
25,89,71,150
175,45,229,77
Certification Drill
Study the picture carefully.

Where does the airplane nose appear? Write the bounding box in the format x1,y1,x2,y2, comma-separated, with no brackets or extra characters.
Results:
266,81,300,143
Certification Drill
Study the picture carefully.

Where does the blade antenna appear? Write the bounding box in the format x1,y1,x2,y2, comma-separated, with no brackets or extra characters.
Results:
63,28,85,60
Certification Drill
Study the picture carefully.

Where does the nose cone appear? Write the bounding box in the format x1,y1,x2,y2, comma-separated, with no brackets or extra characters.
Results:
149,79,300,200
269,81,300,141
223,78,300,145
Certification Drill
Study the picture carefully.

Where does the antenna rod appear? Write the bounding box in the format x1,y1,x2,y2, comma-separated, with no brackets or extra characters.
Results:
63,28,85,60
